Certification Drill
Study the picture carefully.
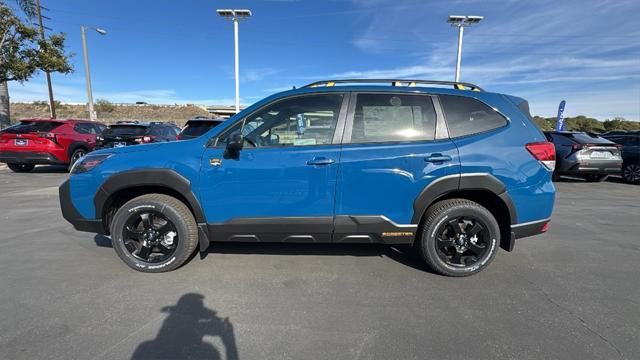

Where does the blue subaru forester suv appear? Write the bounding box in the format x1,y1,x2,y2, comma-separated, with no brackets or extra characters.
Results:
59,79,556,276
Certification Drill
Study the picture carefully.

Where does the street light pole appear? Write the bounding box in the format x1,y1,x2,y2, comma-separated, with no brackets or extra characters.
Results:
447,15,483,82
234,18,240,113
455,26,464,83
217,9,252,114
80,26,107,121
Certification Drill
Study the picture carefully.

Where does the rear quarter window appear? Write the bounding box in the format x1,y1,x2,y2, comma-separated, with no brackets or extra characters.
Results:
440,95,507,138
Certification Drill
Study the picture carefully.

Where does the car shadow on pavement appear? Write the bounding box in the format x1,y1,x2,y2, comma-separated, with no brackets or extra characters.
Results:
31,165,68,173
93,236,432,273
131,293,239,360
208,242,432,273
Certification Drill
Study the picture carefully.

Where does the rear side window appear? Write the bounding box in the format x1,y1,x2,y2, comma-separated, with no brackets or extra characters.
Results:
440,95,507,138
181,121,222,137
74,123,97,134
350,93,436,143
4,121,63,133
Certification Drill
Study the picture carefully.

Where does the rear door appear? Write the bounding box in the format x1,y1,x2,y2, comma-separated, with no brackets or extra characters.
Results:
334,92,460,243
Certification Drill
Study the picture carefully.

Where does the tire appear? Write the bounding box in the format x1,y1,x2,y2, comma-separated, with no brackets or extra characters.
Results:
416,199,500,277
584,174,608,182
110,194,199,273
68,148,87,172
552,171,561,182
7,163,35,173
622,163,640,184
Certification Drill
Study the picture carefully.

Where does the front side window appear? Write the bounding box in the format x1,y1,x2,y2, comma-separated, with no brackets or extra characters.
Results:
217,94,343,147
440,95,507,138
350,93,437,143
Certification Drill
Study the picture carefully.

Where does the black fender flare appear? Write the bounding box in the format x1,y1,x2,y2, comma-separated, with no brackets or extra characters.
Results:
67,141,89,159
93,168,207,225
411,173,518,225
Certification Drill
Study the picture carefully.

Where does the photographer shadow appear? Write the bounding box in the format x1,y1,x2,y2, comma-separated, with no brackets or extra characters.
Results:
131,293,238,360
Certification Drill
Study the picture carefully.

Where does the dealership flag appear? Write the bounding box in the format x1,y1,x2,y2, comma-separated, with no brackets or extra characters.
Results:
556,100,566,131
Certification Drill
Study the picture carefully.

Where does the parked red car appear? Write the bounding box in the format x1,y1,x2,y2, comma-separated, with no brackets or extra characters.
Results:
0,118,106,172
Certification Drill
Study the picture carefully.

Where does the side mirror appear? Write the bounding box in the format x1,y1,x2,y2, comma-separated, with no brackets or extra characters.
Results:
224,131,243,159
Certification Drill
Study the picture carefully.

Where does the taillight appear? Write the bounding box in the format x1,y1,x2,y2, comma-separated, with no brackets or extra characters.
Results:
38,132,55,139
135,135,155,143
526,141,556,171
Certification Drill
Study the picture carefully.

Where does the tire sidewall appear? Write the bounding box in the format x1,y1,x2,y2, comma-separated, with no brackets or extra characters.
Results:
111,198,191,273
422,204,499,276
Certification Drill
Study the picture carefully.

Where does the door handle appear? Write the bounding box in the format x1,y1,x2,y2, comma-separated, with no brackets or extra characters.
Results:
424,153,452,163
306,157,335,166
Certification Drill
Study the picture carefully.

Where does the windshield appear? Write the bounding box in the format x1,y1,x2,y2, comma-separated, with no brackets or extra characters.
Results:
104,125,148,137
3,121,63,133
181,121,222,137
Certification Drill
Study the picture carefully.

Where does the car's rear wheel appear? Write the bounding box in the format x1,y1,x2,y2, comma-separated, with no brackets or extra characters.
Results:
68,148,87,171
110,194,199,273
7,163,35,173
417,199,499,277
584,174,608,182
622,163,640,184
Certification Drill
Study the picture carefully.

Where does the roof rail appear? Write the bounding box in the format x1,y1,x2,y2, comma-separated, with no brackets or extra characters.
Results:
302,79,484,92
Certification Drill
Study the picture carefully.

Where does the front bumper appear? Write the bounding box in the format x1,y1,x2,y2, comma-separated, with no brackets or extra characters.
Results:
59,179,106,234
0,151,66,165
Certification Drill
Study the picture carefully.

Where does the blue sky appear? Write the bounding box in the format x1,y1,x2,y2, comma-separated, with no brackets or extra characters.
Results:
9,0,640,120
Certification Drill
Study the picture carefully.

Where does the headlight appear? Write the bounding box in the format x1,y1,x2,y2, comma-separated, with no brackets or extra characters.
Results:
70,153,113,174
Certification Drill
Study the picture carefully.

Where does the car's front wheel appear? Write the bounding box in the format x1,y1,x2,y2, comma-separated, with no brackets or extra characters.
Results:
622,163,640,184
417,199,500,277
110,194,199,272
7,163,35,173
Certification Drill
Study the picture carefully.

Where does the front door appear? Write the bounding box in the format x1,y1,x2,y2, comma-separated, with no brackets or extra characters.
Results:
334,92,460,243
199,93,348,242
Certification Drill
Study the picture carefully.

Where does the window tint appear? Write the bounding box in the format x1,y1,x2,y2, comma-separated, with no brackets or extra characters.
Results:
93,124,107,134
548,133,575,145
4,121,63,133
74,123,97,134
218,94,343,147
181,121,222,137
349,94,436,143
440,95,507,138
556,132,612,145
605,135,638,146
105,125,148,136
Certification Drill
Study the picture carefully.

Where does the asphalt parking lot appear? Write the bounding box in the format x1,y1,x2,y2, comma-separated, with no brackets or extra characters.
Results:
0,165,638,360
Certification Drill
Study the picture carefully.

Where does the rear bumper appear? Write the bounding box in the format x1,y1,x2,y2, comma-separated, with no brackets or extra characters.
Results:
511,218,550,240
0,151,66,165
59,179,106,234
561,159,622,174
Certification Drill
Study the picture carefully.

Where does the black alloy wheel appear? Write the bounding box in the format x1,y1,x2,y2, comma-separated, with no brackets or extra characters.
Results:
435,216,491,268
623,163,640,184
122,210,179,263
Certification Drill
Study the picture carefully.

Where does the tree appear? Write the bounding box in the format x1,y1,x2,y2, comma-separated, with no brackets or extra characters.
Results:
0,3,72,128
